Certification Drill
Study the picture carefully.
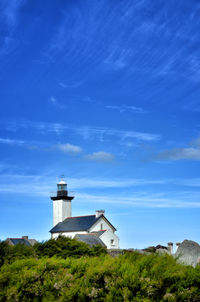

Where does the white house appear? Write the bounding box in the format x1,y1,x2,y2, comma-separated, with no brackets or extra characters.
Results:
49,179,119,249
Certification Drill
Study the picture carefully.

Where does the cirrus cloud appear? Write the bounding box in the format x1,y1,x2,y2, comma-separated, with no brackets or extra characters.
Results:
157,147,200,161
57,143,82,154
85,151,114,162
155,137,200,161
106,105,145,114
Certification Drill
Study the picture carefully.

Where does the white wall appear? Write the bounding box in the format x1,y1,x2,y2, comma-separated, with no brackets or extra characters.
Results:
53,199,71,226
100,230,119,249
52,231,88,239
89,216,119,249
89,217,114,233
63,200,71,220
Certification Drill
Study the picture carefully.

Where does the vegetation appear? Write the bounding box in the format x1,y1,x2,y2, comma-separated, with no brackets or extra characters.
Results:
0,237,200,301
0,240,35,267
34,236,107,258
0,236,106,267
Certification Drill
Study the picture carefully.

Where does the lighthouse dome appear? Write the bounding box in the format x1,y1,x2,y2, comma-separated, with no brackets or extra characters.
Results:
58,179,66,185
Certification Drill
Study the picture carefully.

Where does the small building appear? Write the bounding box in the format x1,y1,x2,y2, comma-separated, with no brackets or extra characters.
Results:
6,236,37,246
49,179,120,249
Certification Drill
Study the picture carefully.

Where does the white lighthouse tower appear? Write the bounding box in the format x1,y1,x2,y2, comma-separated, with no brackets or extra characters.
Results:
50,178,74,226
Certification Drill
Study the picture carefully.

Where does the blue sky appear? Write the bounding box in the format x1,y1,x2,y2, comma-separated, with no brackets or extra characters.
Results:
1,0,200,249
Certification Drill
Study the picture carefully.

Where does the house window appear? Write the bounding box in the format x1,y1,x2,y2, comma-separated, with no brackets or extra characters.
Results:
100,223,103,230
111,239,114,245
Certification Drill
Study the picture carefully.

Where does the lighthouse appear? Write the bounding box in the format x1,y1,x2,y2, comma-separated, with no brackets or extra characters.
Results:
50,178,120,249
50,178,74,226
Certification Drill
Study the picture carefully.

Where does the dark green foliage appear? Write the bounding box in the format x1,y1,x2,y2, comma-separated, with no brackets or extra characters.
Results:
0,236,106,268
34,236,107,258
0,241,10,267
1,238,200,301
1,252,200,301
0,241,35,267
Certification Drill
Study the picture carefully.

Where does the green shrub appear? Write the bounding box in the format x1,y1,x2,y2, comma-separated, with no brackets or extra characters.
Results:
34,236,107,258
0,236,107,269
0,241,10,267
0,241,35,267
1,238,200,301
1,252,200,301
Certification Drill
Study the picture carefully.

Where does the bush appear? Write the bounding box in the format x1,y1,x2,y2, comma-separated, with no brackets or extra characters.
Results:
34,236,107,258
0,241,35,267
1,252,200,301
0,236,107,269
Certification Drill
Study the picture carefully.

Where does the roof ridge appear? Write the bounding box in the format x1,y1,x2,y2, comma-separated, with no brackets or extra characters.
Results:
77,233,97,236
9,238,27,240
65,214,95,219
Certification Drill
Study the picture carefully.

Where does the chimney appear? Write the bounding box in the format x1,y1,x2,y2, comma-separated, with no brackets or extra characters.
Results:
167,242,173,254
22,236,28,240
176,242,181,252
95,210,105,218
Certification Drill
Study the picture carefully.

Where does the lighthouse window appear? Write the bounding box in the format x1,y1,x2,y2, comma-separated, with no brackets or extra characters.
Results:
100,223,103,230
111,239,114,245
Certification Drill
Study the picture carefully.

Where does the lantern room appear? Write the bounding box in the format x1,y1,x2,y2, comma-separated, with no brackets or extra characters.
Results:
57,179,68,197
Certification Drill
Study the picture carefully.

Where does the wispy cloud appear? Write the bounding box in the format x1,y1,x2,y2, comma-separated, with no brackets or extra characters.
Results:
106,105,145,113
1,171,200,208
0,137,24,145
2,170,200,190
156,147,200,161
43,0,200,85
0,136,116,161
50,96,57,105
49,96,66,109
59,81,82,89
85,151,114,162
103,47,130,70
56,143,82,154
155,137,200,161
2,0,24,28
0,120,160,142
69,125,159,142
0,136,83,155
68,177,200,189
174,179,200,187
0,0,25,56
69,177,166,188
0,136,48,150
76,193,200,209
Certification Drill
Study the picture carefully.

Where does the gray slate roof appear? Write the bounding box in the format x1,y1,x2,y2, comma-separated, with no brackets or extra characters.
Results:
50,215,98,233
9,238,31,246
50,214,116,233
75,234,106,247
93,230,106,237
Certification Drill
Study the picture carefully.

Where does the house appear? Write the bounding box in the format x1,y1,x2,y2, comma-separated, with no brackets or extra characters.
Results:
49,179,119,249
6,236,37,246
